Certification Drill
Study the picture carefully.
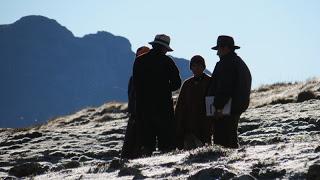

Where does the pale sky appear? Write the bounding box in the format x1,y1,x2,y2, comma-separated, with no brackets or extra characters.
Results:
1,0,319,88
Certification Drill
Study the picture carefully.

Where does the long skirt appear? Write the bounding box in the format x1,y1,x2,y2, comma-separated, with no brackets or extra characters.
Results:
121,114,141,159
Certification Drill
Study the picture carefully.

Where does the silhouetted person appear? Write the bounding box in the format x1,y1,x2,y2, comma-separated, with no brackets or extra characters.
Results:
133,34,181,156
175,55,212,150
127,46,150,115
121,46,150,159
208,35,252,148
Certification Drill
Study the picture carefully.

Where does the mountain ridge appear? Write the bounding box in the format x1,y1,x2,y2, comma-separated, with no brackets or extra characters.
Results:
0,15,196,128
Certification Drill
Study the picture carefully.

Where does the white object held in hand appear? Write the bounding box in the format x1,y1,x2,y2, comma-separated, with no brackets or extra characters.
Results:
205,96,231,116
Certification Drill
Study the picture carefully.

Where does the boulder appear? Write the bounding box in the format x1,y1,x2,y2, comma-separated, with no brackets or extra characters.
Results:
188,167,236,180
8,162,48,177
297,90,317,102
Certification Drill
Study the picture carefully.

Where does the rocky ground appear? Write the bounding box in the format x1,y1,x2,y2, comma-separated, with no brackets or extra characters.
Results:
1,78,320,179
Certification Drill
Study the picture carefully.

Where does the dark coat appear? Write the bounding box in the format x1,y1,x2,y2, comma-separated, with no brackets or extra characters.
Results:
132,49,181,151
121,76,139,159
121,113,141,159
175,73,212,149
208,52,252,115
127,76,135,114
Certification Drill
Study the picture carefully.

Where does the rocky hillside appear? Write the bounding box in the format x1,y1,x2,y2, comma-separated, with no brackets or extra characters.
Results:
0,78,319,179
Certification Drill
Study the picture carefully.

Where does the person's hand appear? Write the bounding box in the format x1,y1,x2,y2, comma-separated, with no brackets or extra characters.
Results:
214,109,223,120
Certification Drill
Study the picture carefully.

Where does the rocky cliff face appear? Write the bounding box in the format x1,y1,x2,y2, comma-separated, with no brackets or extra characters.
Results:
0,15,196,128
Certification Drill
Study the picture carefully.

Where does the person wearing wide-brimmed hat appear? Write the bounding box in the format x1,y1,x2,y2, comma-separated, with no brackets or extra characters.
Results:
208,35,252,148
133,34,181,156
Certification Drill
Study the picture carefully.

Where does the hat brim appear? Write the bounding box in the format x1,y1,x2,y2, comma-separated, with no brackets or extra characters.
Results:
149,41,173,51
211,45,240,50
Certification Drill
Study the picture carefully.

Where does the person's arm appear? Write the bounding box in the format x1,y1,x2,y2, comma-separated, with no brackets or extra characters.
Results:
168,58,182,91
175,81,187,123
132,59,142,98
214,61,234,110
207,73,216,96
174,81,187,149
127,76,133,114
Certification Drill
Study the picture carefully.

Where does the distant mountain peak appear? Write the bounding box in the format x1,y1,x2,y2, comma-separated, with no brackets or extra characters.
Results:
82,31,118,41
17,15,56,23
14,15,59,28
0,15,192,128
11,15,74,38
82,31,132,50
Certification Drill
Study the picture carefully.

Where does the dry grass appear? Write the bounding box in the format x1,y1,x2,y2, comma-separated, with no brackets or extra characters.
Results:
250,78,320,108
185,146,230,163
254,82,297,93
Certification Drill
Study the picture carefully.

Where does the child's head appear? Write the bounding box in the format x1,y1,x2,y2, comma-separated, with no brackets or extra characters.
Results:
190,55,206,76
136,46,150,57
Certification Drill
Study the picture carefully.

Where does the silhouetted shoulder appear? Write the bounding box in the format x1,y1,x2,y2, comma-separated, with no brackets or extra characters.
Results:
164,55,177,66
181,77,194,87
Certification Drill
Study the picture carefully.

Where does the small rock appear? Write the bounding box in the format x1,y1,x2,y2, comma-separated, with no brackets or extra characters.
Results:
50,164,65,172
6,145,23,150
62,145,72,149
188,167,236,180
79,155,93,162
0,161,11,167
71,157,79,161
250,167,261,177
88,163,108,173
251,168,286,179
249,139,267,146
234,174,257,180
238,123,260,134
49,151,66,158
297,90,317,102
0,167,6,172
160,162,175,168
65,152,78,158
307,164,320,180
133,173,147,180
118,167,141,177
315,146,320,153
108,158,128,171
8,162,48,178
186,146,228,163
268,136,283,144
12,132,42,140
10,137,32,146
84,150,119,160
172,167,189,176
62,161,80,169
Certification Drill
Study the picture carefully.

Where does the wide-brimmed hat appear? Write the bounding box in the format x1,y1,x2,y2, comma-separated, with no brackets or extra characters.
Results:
211,35,240,50
149,34,173,51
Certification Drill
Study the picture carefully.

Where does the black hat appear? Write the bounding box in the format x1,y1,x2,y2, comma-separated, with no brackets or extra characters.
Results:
211,35,240,50
190,55,206,70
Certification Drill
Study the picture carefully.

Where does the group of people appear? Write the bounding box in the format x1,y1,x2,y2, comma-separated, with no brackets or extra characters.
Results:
121,34,252,159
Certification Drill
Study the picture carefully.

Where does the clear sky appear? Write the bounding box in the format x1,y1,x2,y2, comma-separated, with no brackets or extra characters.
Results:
1,0,319,88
